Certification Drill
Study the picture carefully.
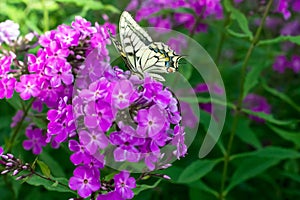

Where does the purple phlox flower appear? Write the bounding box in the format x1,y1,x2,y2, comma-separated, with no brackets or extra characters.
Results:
32,99,43,112
0,54,14,75
10,110,30,128
136,105,167,138
69,140,90,165
277,0,291,20
27,49,47,73
167,35,187,54
243,93,271,123
71,16,97,39
46,97,75,144
0,147,3,155
165,97,181,124
202,0,223,19
83,100,115,131
104,22,117,36
291,55,300,73
144,152,160,171
55,24,80,48
83,151,105,170
110,131,144,162
37,79,63,108
89,22,114,51
112,79,139,109
44,57,74,87
83,50,111,81
194,83,209,93
273,55,288,74
69,166,101,198
45,40,69,58
136,7,161,22
194,83,224,115
234,0,244,3
148,16,172,31
180,102,198,129
281,20,300,36
80,77,111,102
114,171,136,199
97,191,123,200
143,77,172,108
23,126,47,155
0,77,16,99
195,83,224,95
0,20,20,44
174,13,195,32
79,129,109,154
292,0,300,12
171,125,187,159
39,30,56,48
126,0,139,10
15,74,40,100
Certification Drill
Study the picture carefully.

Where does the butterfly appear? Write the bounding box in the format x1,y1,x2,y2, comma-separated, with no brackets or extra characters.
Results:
108,11,183,82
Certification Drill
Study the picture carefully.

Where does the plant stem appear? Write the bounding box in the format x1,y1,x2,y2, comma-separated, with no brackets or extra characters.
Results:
42,0,49,32
7,98,34,152
219,0,273,199
215,14,230,66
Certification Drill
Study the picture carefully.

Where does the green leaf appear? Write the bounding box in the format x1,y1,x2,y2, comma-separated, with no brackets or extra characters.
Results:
227,157,279,192
188,180,219,197
177,159,220,183
227,29,250,39
227,147,300,192
39,152,65,177
268,124,300,147
242,109,297,126
25,176,75,194
32,117,48,129
132,179,162,196
6,94,22,110
224,0,253,40
262,81,300,112
258,35,300,46
37,160,51,178
236,119,262,149
243,62,268,99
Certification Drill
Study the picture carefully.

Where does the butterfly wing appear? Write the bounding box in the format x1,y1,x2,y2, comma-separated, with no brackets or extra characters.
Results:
136,42,183,81
119,11,153,76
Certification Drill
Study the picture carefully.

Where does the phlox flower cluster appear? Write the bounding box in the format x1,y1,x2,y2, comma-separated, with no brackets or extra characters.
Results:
73,59,187,172
126,0,223,34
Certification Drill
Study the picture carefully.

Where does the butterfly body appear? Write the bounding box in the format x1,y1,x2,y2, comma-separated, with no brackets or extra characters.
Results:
109,11,183,82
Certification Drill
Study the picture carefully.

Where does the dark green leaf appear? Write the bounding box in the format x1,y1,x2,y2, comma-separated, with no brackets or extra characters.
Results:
258,35,300,46
37,160,51,178
132,179,162,196
236,119,262,149
242,109,297,126
262,81,300,112
227,147,300,192
6,94,22,110
243,62,268,99
32,117,48,129
188,180,219,196
268,124,300,147
39,152,65,177
224,0,253,39
25,176,75,194
177,159,220,183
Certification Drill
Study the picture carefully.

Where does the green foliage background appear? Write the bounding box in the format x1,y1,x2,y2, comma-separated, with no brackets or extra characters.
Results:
0,0,300,200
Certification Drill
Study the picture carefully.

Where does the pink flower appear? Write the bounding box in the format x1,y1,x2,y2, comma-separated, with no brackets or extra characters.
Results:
15,74,40,100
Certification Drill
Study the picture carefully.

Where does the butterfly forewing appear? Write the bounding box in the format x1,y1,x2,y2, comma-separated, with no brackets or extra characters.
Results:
110,11,183,82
